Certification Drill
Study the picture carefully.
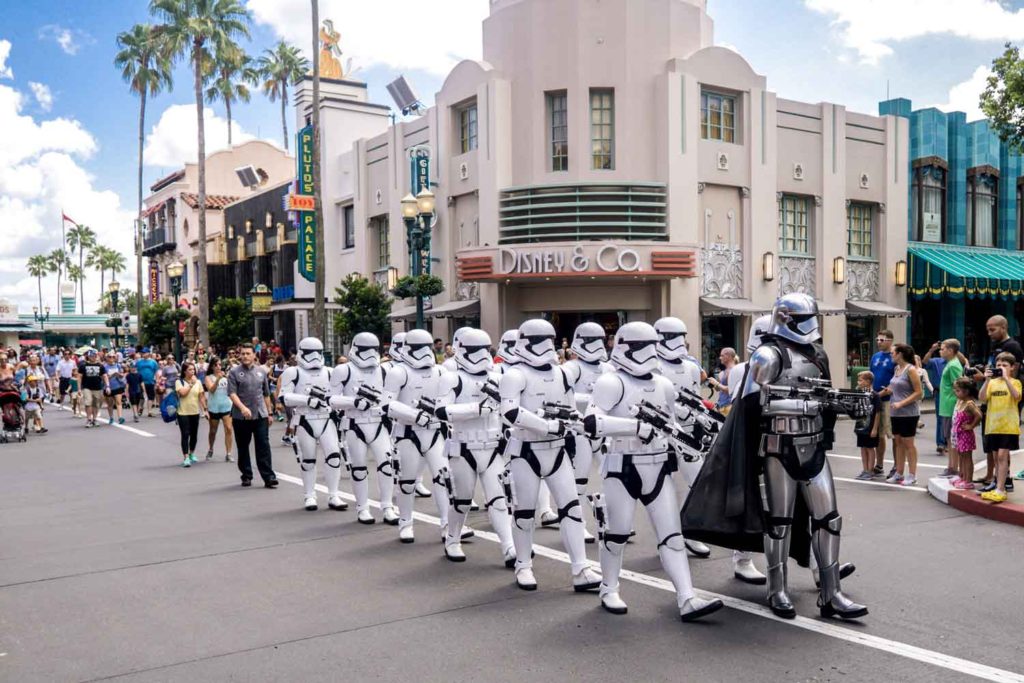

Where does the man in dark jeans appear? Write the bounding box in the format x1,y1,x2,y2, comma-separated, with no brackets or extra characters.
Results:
228,343,277,488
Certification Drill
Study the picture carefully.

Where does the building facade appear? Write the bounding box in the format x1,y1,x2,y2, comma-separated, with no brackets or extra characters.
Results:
880,97,1024,361
330,0,908,381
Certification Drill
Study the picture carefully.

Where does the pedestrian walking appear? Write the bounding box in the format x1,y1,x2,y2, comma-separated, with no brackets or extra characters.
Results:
978,353,1021,503
870,330,896,476
203,357,234,462
135,351,159,417
174,362,207,468
228,344,277,488
949,378,981,490
125,362,144,422
881,343,923,486
56,351,76,407
23,375,47,433
103,352,126,425
76,350,109,428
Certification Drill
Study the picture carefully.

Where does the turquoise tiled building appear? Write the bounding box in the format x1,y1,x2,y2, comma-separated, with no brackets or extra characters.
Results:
879,98,1024,359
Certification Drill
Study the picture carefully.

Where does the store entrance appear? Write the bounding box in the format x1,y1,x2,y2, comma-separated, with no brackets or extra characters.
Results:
539,311,624,350
910,298,940,359
700,316,740,373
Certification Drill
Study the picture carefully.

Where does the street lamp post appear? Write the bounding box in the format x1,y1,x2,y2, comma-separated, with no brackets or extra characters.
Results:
400,189,436,331
108,280,121,349
167,261,184,363
33,306,51,343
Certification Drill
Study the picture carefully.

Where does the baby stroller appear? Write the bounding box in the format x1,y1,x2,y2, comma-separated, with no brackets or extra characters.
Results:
0,381,26,443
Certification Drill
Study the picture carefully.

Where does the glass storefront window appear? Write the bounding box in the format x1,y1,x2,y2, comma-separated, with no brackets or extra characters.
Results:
912,165,945,242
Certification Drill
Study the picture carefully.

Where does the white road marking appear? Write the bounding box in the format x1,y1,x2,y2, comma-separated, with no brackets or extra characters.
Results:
833,476,927,492
274,472,1020,683
54,404,155,438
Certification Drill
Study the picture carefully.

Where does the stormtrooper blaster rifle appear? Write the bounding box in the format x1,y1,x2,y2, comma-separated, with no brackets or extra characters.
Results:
356,385,383,406
542,402,584,435
305,385,331,409
481,378,501,405
630,400,709,462
675,389,726,438
759,378,872,418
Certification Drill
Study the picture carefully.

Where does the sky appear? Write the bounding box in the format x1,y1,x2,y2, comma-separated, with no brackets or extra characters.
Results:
1,0,1023,314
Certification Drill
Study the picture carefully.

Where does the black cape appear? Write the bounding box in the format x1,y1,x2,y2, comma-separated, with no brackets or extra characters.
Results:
679,359,812,566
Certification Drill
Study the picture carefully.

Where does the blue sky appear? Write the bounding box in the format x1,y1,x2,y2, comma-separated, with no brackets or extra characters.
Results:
2,0,1023,313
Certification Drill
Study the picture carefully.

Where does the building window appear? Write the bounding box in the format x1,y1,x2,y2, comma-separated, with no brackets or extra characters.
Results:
590,88,614,170
778,194,810,255
547,91,568,172
847,203,874,258
911,164,945,242
192,260,199,290
967,172,997,247
701,90,736,143
458,104,478,153
343,205,355,250
371,215,390,269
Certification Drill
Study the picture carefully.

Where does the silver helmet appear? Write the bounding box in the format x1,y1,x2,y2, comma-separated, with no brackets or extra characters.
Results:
571,322,607,363
454,328,493,374
514,319,558,368
746,314,772,354
297,337,324,371
610,322,661,376
349,332,381,369
653,316,688,361
496,329,519,364
769,293,821,345
403,329,436,369
389,332,407,364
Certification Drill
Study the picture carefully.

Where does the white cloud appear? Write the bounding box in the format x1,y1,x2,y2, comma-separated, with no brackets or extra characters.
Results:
143,104,257,167
28,82,52,111
38,25,84,56
806,0,1024,65
930,65,991,122
0,39,12,79
0,48,135,314
247,0,487,77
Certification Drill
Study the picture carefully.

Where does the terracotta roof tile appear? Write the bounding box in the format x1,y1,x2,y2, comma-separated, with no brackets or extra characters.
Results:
180,193,239,210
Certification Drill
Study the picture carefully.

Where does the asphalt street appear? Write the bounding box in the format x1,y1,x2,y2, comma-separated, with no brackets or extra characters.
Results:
2,407,1023,683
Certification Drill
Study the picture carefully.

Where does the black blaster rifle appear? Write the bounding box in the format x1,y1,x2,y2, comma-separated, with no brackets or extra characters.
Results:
630,400,709,462
307,384,330,406
675,389,726,439
760,378,871,418
356,384,383,405
482,378,501,404
542,402,583,434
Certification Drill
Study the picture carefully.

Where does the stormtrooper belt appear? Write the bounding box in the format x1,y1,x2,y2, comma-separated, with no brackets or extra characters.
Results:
767,415,821,434
604,451,671,473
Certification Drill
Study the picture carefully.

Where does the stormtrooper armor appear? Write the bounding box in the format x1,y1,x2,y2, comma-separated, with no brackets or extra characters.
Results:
441,327,472,373
583,322,723,622
434,328,515,565
743,293,867,620
328,332,399,525
495,329,519,366
561,322,611,544
498,318,601,593
382,329,459,543
384,332,407,369
278,338,348,512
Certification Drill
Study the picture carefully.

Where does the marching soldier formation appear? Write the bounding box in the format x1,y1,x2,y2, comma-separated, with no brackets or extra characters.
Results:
288,293,869,623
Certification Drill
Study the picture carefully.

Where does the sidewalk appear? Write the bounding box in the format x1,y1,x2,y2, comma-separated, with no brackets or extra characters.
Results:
927,450,1024,527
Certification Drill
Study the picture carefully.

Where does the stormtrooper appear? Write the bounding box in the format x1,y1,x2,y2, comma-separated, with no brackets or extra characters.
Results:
583,322,723,622
328,332,399,525
441,327,472,373
434,328,515,565
498,318,601,592
560,322,612,544
386,333,434,501
741,293,867,619
278,337,347,512
382,328,466,543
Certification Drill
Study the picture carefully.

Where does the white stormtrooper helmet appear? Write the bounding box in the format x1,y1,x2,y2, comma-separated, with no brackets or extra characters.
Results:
514,319,558,368
451,326,472,350
454,328,493,374
349,332,381,369
769,293,821,345
496,329,519,363
389,332,407,364
746,314,772,354
404,329,436,369
653,316,688,361
571,322,608,363
610,322,661,376
297,337,324,371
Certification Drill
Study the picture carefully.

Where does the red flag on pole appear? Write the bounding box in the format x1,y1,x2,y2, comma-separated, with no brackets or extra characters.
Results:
62,213,79,226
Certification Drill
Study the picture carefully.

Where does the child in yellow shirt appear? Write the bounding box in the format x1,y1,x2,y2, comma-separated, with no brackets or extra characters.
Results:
979,352,1021,503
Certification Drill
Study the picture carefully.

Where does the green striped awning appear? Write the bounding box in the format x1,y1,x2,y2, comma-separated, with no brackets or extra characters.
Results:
908,244,1024,300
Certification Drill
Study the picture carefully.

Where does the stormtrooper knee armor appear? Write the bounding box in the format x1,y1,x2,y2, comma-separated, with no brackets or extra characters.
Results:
584,322,723,622
329,332,398,525
279,337,347,512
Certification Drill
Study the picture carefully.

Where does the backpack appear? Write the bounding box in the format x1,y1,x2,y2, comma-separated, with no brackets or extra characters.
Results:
160,390,179,423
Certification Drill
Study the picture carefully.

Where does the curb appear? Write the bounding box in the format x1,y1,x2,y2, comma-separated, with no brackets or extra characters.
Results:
927,475,1024,528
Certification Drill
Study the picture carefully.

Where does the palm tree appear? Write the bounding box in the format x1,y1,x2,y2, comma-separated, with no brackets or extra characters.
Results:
103,249,128,284
67,265,84,307
151,0,252,348
85,246,110,301
66,224,96,314
257,41,307,152
47,248,70,311
115,23,173,321
205,44,257,145
27,255,50,316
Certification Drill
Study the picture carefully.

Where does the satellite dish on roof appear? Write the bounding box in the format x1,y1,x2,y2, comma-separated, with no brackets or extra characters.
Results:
386,75,424,116
235,165,268,191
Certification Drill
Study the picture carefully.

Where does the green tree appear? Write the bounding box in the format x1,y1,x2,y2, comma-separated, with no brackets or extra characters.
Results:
205,44,257,145
257,40,307,152
47,248,70,310
151,0,252,348
208,297,253,348
66,223,96,314
102,248,128,284
85,245,108,300
115,23,173,320
27,255,51,315
333,274,393,345
67,264,84,307
140,300,190,348
98,289,137,314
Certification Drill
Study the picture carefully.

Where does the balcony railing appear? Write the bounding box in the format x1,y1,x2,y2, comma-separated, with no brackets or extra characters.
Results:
142,227,176,256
